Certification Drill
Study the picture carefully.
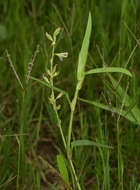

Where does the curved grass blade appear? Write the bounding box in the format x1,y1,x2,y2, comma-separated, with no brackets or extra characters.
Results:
108,74,140,125
85,67,132,77
71,139,113,149
79,97,138,125
77,12,92,81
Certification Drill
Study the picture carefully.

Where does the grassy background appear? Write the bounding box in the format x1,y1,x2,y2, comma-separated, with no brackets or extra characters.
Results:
0,0,140,189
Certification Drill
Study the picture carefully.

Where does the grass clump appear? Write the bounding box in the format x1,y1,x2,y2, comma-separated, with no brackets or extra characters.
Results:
0,1,140,190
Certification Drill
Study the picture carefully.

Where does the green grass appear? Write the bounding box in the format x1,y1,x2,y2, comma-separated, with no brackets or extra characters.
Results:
0,0,140,189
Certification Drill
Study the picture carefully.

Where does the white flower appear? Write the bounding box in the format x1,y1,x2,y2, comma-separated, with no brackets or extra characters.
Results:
46,32,53,41
55,52,68,62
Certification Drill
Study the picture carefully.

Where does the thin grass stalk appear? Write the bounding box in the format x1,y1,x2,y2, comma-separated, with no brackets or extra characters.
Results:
67,87,79,155
25,45,40,87
116,121,124,190
67,83,82,190
69,158,81,190
34,87,44,147
116,82,129,190
16,136,20,190
6,49,26,188
19,90,26,187
6,50,24,90
49,44,67,149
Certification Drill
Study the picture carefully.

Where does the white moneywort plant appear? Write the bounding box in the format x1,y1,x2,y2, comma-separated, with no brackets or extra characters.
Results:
43,28,83,190
32,12,132,190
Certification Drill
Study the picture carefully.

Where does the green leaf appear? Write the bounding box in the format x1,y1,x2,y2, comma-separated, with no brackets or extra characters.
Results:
79,97,138,125
85,67,132,77
56,154,69,185
77,12,92,81
71,139,113,149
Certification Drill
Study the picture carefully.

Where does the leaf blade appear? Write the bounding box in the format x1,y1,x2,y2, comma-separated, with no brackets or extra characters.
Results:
85,67,132,77
71,139,113,149
56,154,69,185
77,12,92,81
79,97,138,125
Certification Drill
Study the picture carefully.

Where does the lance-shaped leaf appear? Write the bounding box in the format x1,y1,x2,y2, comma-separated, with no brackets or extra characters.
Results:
85,67,132,77
79,97,138,125
77,12,92,81
56,154,69,185
71,139,113,149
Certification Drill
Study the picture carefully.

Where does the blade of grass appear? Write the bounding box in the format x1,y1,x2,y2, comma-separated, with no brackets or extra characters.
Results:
79,97,138,124
77,12,92,82
85,67,132,77
71,139,113,149
67,12,92,156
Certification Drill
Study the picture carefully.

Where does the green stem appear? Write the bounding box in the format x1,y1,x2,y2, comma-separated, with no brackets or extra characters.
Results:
69,158,81,190
17,89,26,189
49,44,67,148
67,80,83,190
117,120,123,190
67,79,83,154
66,89,82,190
67,88,79,154
16,136,20,190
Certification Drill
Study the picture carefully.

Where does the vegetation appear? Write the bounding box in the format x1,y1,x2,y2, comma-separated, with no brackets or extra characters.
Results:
0,0,140,189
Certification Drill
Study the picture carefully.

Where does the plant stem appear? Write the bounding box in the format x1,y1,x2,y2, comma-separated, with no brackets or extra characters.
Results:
16,135,20,190
117,121,124,190
49,44,67,148
67,88,79,154
67,79,83,155
69,158,81,190
17,89,26,189
67,80,83,190
53,101,67,148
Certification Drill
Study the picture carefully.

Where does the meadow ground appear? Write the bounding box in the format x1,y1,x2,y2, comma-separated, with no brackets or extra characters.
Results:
0,0,140,189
